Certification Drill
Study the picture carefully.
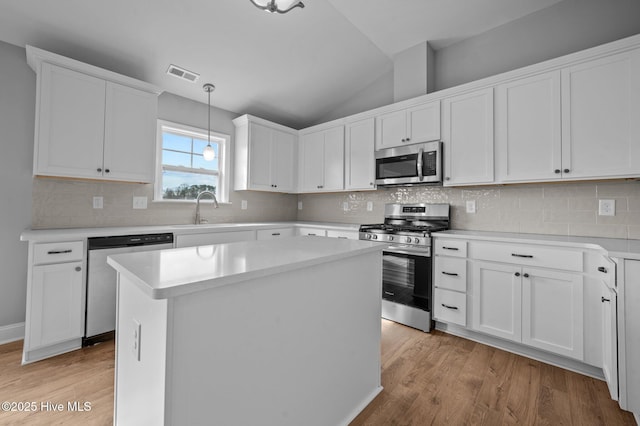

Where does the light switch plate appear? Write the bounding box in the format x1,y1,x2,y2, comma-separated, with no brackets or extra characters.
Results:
366,201,373,212
133,196,148,209
343,202,349,211
466,200,477,214
132,319,141,361
599,199,615,216
241,200,248,210
298,201,303,210
92,196,103,209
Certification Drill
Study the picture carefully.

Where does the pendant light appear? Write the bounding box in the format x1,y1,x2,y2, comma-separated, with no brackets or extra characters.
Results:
202,83,216,161
249,0,304,14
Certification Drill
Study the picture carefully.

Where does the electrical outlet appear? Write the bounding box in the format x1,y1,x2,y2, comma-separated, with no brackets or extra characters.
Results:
92,196,103,209
241,200,248,210
599,199,615,216
466,200,476,214
133,196,147,209
132,319,141,361
343,201,349,211
298,201,303,210
366,201,373,212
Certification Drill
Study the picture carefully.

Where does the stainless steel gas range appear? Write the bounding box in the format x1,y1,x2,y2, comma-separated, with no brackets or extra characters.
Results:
359,203,450,332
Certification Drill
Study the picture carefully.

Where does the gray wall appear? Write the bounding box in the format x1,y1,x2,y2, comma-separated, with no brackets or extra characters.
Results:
0,41,34,329
435,0,640,90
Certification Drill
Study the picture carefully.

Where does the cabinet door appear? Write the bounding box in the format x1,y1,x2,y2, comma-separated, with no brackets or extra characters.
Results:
29,262,84,349
472,262,521,342
103,82,157,183
375,109,406,150
601,282,618,400
561,50,640,179
248,122,274,191
407,101,440,144
300,132,325,191
175,231,255,248
521,268,584,360
496,71,561,182
443,88,494,185
345,118,375,190
36,63,105,179
322,126,345,191
271,129,296,192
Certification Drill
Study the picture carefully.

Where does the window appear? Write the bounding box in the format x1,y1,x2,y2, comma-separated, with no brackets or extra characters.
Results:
155,120,229,202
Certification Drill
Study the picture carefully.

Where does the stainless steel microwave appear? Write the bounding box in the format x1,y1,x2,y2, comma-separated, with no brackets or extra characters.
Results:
375,141,442,186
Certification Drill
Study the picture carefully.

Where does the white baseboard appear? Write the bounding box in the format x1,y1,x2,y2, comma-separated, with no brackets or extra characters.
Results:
0,322,25,345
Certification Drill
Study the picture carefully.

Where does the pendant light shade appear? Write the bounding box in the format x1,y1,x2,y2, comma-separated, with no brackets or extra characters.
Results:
203,83,216,161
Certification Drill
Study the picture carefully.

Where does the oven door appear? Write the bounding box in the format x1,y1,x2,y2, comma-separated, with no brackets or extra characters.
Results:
382,248,432,311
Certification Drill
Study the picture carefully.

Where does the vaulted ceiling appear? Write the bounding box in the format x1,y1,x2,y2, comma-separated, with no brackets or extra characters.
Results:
0,0,562,128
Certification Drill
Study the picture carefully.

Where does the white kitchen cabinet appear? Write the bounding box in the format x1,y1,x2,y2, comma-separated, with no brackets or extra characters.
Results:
561,49,640,180
601,279,618,401
617,259,640,414
299,125,344,192
175,230,256,248
344,118,375,190
472,261,522,342
23,239,85,364
30,54,160,183
375,100,440,150
256,228,295,240
495,71,561,182
234,116,297,193
442,88,494,186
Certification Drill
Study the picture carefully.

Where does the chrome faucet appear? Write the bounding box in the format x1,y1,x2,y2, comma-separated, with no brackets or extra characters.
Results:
195,191,219,224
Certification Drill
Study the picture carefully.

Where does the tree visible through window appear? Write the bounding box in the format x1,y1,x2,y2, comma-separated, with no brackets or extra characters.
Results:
155,121,228,201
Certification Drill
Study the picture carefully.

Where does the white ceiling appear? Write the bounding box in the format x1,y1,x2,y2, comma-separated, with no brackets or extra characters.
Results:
0,0,562,128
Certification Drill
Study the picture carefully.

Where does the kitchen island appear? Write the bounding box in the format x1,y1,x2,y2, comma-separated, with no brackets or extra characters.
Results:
107,236,384,426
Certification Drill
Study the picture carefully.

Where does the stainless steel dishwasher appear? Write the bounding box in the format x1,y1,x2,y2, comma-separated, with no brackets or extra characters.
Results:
84,233,174,345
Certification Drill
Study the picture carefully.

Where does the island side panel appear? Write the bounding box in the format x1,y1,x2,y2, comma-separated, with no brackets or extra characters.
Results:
167,251,382,426
114,273,169,426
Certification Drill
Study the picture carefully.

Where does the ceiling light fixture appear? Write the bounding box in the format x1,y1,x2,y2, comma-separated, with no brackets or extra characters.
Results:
203,83,216,162
249,0,304,14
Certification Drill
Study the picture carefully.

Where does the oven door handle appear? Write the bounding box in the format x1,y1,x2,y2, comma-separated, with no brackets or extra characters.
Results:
385,246,430,257
417,148,424,181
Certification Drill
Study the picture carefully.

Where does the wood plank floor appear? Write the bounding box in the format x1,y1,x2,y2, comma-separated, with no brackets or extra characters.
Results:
0,320,635,425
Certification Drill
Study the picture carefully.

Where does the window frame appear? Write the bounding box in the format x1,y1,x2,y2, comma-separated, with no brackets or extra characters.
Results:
154,119,230,203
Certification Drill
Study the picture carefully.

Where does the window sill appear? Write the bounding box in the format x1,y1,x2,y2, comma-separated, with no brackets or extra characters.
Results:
152,199,232,205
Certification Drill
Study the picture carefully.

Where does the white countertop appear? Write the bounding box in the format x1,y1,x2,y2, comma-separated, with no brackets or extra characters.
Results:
19,221,360,242
433,230,640,260
107,236,383,299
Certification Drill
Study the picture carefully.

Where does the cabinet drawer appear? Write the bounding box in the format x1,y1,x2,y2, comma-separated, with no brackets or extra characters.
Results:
326,229,358,240
434,257,467,292
256,228,295,240
33,241,84,265
469,241,583,272
434,239,467,257
297,227,327,237
434,288,467,326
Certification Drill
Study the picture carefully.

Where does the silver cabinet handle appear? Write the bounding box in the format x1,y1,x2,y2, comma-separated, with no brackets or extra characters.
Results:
441,304,458,310
441,271,458,276
337,236,348,239
564,169,570,173
523,273,530,278
384,291,394,296
515,272,521,277
75,266,82,272
598,267,608,273
48,249,72,255
417,148,424,181
601,296,610,303
442,246,459,251
272,233,281,236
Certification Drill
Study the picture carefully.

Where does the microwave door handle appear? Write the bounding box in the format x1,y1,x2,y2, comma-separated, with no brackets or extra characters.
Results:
417,148,424,181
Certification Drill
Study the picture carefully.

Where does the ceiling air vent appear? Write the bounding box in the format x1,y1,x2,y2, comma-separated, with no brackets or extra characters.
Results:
166,64,200,83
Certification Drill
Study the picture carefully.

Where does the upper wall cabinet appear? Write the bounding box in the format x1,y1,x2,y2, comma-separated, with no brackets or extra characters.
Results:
344,118,376,191
442,88,494,186
27,46,162,183
233,115,297,193
375,100,440,150
495,71,562,183
561,49,640,180
299,125,345,192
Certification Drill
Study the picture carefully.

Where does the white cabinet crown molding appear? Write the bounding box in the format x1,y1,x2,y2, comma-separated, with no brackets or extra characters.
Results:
26,45,162,95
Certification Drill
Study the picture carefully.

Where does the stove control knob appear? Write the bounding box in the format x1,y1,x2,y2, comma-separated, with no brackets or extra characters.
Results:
405,237,412,243
388,236,394,241
366,234,372,240
372,234,378,240
414,238,420,244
